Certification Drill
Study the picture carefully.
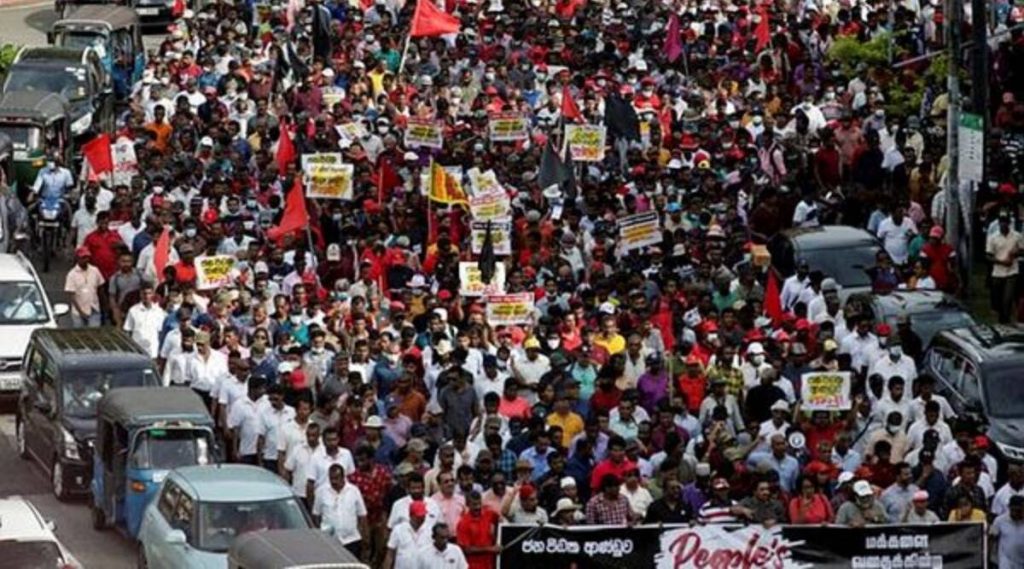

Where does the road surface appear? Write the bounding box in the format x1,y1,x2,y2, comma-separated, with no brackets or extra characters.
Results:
0,5,152,567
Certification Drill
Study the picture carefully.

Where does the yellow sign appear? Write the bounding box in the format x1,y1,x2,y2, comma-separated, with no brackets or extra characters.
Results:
459,262,507,297
488,112,529,142
405,118,444,149
195,255,235,290
618,211,663,251
470,220,512,255
301,153,354,200
485,293,534,326
800,372,852,411
565,124,607,162
469,190,511,221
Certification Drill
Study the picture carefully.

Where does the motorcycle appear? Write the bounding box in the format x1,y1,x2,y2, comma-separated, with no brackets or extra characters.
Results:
35,196,67,273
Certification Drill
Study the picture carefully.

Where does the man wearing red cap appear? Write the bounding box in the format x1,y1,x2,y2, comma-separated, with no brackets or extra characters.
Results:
384,499,434,569
64,246,105,328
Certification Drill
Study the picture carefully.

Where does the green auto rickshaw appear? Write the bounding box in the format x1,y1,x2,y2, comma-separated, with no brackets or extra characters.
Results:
0,91,72,199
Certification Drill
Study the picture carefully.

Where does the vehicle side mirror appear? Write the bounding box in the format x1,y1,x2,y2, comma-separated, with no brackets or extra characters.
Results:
46,519,56,532
320,523,334,535
165,529,187,546
53,303,70,318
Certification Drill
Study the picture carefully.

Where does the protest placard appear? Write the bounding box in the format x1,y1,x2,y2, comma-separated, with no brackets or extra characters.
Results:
301,153,344,174
195,255,235,290
467,168,504,197
334,122,367,143
459,262,507,297
485,293,534,326
469,190,511,221
565,124,607,162
618,211,663,251
470,220,512,255
488,112,529,142
300,153,354,199
800,371,853,411
405,118,444,149
322,86,345,109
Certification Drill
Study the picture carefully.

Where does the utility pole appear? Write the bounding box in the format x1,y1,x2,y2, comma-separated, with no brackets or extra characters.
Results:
944,0,961,254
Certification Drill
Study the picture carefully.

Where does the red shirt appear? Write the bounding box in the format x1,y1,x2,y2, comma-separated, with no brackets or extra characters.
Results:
676,374,706,414
589,458,637,493
83,229,123,278
348,464,392,525
456,509,498,569
589,387,622,416
172,261,197,285
920,241,955,290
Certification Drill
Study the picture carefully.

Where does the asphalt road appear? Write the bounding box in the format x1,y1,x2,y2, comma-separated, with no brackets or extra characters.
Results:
0,5,158,567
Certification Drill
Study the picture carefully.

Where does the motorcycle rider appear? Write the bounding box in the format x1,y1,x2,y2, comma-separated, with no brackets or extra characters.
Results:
29,154,74,248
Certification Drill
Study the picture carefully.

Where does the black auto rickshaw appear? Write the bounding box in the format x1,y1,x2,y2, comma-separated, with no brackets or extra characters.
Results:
49,5,146,101
0,91,72,198
228,530,370,569
91,387,217,539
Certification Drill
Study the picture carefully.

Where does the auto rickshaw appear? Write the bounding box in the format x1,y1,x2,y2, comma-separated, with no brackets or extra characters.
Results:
48,5,146,101
228,530,370,569
0,91,72,198
91,387,217,539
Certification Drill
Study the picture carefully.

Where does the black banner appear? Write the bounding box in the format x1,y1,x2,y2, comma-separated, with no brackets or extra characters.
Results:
498,522,986,568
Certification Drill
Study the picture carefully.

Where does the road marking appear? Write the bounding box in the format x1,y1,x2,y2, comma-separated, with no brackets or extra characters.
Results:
0,414,15,438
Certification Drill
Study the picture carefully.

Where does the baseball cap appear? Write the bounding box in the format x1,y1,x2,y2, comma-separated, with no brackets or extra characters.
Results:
409,500,428,517
853,480,873,497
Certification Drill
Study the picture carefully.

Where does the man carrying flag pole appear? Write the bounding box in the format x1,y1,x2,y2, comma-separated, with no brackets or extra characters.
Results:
399,0,461,73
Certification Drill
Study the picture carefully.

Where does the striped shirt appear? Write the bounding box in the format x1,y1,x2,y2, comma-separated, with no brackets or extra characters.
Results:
698,498,740,524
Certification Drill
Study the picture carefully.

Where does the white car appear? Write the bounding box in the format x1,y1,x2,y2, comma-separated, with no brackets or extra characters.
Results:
0,497,80,568
0,252,68,393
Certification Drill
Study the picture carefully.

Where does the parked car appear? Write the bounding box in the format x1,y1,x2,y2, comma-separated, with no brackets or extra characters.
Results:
2,46,113,142
0,497,80,568
767,225,881,300
92,387,217,539
923,325,1024,465
16,328,161,501
0,252,68,395
138,465,313,569
228,529,369,569
845,289,976,349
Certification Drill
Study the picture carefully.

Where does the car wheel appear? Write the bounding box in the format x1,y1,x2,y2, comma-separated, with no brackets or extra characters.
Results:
51,459,69,502
15,420,28,460
136,544,149,569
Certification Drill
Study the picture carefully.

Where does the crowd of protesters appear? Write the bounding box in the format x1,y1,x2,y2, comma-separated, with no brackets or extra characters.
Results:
30,0,1024,566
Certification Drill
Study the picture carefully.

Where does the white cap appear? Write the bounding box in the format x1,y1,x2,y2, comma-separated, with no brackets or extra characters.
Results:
770,400,789,412
853,480,873,497
200,136,214,146
560,477,576,489
598,302,616,315
837,471,855,485
747,342,766,355
434,339,453,356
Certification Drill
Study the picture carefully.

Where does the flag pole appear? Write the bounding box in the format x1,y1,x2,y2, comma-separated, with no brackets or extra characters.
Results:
397,33,412,79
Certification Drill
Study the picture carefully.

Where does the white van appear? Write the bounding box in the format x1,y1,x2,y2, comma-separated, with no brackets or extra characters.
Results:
0,252,68,392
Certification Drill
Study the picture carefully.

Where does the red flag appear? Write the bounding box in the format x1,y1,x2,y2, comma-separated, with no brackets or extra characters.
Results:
561,85,582,122
764,270,784,324
754,8,771,52
555,0,584,18
275,127,296,174
376,160,401,205
267,179,310,241
153,226,171,283
409,0,460,37
664,12,683,63
82,134,113,174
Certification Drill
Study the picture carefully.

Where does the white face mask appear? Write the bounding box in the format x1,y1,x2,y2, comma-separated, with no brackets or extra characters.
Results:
485,72,496,81
290,316,302,325
185,228,197,238
752,354,765,366
46,161,56,170
886,424,900,435
547,339,560,350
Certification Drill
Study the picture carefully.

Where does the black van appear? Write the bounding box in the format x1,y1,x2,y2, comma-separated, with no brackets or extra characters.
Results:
15,328,160,500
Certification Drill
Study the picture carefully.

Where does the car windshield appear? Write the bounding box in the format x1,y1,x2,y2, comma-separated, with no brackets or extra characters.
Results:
56,31,105,51
0,540,64,568
0,124,41,149
807,245,879,288
887,310,976,346
0,281,49,324
4,66,88,102
62,368,159,418
131,428,212,470
197,498,309,553
984,368,1024,419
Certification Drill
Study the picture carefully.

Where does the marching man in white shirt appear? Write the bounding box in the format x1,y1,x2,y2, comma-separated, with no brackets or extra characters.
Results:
284,422,320,507
312,464,368,560
227,375,268,464
416,523,468,569
122,283,166,358
305,426,355,505
384,500,435,569
258,384,295,472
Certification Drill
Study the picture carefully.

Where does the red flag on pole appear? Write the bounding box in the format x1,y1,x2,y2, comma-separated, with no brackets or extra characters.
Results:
561,85,582,122
409,0,460,37
664,13,683,63
267,178,310,241
82,134,113,174
754,7,772,52
153,226,171,283
275,127,296,174
764,270,784,324
555,0,584,18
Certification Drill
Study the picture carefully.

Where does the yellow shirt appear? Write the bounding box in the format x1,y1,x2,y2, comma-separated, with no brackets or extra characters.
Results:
594,333,625,355
547,411,584,448
947,508,986,522
368,70,386,97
